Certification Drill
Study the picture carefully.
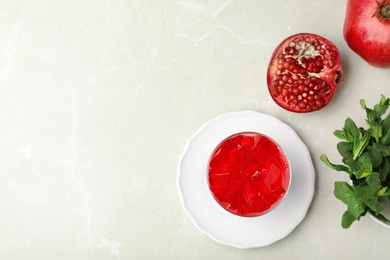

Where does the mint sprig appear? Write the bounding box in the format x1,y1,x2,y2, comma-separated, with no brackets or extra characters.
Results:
321,95,390,228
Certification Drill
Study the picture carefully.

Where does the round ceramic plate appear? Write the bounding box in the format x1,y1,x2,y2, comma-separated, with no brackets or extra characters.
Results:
177,111,315,249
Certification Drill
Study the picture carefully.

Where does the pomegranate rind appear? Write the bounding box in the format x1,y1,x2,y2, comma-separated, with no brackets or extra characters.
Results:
267,33,343,113
343,0,390,68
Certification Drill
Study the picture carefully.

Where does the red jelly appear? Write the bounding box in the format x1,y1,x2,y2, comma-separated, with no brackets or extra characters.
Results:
207,132,290,217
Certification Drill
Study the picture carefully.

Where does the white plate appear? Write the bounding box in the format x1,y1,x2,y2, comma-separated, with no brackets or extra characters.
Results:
177,111,315,248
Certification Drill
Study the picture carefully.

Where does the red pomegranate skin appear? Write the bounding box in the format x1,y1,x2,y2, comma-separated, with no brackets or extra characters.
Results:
343,0,390,68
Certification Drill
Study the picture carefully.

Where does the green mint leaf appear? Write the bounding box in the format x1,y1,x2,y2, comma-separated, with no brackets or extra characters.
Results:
334,181,355,204
334,182,366,219
348,202,366,220
366,172,380,187
360,98,367,110
366,197,385,215
365,148,383,168
353,130,371,160
343,157,363,175
369,197,389,216
362,106,377,125
370,121,382,143
334,118,359,142
337,142,353,159
361,95,390,124
341,210,357,229
320,154,351,173
355,152,373,178
379,158,390,182
355,185,378,202
377,187,389,196
373,95,390,118
381,113,390,145
334,130,348,141
378,196,389,209
376,186,390,198
372,142,390,157
343,152,374,179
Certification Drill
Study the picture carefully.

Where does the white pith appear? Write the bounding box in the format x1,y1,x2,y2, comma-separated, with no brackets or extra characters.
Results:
288,41,320,60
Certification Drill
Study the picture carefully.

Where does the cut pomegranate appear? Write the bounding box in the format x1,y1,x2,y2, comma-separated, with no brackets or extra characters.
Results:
267,33,343,113
207,132,290,217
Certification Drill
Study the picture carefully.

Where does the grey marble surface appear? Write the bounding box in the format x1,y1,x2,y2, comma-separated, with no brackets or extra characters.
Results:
0,0,389,259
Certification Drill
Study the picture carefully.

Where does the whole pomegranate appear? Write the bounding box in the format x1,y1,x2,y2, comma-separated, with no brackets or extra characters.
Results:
344,0,390,68
267,33,343,113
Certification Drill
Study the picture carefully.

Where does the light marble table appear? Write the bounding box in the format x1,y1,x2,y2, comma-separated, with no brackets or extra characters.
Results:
0,0,389,259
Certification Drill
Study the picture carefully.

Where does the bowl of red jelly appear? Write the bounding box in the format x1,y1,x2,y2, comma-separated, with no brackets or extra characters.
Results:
207,132,291,217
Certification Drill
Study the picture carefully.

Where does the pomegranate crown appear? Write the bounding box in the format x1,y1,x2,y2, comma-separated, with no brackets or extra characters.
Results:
372,0,390,21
